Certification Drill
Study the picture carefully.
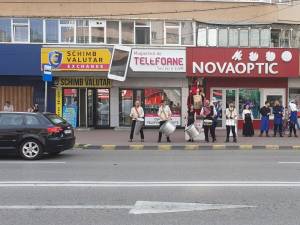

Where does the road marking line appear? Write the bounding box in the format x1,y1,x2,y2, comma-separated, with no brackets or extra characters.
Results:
278,162,300,164
0,161,66,164
0,205,132,210
158,145,172,151
102,145,116,150
0,181,300,187
292,146,300,150
184,145,199,150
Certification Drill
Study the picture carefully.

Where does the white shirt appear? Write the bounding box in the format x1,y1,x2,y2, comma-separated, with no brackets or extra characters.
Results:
130,106,144,120
3,105,14,112
242,109,253,120
158,105,172,121
226,108,237,126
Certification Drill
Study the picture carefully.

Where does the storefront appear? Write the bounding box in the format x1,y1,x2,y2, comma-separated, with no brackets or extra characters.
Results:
41,47,112,128
187,47,299,129
111,48,188,128
288,78,300,122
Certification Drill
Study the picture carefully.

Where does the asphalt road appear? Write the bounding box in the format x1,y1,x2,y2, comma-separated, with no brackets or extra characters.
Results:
0,149,300,225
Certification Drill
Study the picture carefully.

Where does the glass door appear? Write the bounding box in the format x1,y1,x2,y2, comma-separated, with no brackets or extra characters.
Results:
96,89,110,127
87,89,94,127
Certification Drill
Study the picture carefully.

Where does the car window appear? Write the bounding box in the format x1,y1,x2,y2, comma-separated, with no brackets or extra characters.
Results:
24,115,41,126
45,114,67,125
0,114,24,126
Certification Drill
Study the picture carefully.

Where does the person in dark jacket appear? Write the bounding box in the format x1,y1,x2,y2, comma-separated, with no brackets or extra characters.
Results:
259,101,271,137
273,100,284,137
185,105,196,142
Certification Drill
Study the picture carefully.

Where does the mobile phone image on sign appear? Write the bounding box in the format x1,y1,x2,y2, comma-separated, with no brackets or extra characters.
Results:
108,46,131,81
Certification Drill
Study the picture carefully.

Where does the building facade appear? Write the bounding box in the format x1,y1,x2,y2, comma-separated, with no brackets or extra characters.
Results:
0,0,299,129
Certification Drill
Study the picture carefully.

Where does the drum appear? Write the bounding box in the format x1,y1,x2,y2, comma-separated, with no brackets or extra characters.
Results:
185,124,200,139
134,120,144,136
159,120,176,137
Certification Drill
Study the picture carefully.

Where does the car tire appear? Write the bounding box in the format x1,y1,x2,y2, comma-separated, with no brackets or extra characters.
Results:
19,139,43,160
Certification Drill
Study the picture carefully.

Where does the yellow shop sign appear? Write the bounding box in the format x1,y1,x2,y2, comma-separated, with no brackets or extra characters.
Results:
41,48,111,71
56,77,112,88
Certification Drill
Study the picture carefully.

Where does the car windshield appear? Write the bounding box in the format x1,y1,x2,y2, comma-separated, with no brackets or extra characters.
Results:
45,114,67,125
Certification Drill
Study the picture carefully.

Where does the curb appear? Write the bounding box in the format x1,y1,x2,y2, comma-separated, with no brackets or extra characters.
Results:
74,143,300,151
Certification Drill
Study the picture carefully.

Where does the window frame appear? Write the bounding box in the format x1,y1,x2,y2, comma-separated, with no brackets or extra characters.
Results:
89,20,106,44
134,20,151,45
29,18,44,43
59,19,76,44
76,19,90,44
0,18,12,43
12,18,29,43
106,20,120,45
164,21,181,46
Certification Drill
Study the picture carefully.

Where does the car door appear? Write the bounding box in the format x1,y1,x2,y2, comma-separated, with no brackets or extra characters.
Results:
0,114,24,150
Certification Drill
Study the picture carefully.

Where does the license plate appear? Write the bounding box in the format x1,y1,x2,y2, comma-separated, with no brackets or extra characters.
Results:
64,130,72,134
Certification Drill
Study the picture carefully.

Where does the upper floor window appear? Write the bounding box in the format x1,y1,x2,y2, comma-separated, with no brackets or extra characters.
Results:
12,19,29,42
30,19,43,43
0,18,11,42
59,20,75,43
151,21,164,45
261,29,271,47
239,29,249,47
197,28,207,46
181,21,194,45
229,28,239,46
90,20,105,43
135,20,150,45
165,21,180,45
280,29,291,47
121,21,134,44
218,28,228,47
106,21,120,44
250,29,260,47
46,19,58,43
76,20,89,44
208,28,217,46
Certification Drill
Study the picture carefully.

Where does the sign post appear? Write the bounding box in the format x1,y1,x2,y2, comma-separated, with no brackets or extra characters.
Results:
43,65,53,112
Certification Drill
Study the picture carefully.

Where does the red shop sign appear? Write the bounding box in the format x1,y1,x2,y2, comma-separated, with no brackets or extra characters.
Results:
187,47,299,77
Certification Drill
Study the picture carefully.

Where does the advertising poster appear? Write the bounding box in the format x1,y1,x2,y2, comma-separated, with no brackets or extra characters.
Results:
63,105,78,128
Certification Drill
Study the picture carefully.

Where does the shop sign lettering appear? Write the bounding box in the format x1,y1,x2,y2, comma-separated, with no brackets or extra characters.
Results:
187,48,299,78
56,77,112,88
130,49,186,72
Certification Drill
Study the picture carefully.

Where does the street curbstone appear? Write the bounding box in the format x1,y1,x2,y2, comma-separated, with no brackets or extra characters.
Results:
265,145,279,150
292,145,300,150
239,145,253,150
129,145,144,150
102,145,116,150
184,145,199,150
158,145,172,151
212,145,226,150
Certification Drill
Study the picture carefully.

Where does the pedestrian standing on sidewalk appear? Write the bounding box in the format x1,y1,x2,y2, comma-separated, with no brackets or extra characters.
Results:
185,105,196,142
273,100,284,137
225,103,237,143
242,104,254,137
158,100,172,143
200,100,216,143
259,101,271,137
289,100,298,137
129,100,145,142
3,101,14,112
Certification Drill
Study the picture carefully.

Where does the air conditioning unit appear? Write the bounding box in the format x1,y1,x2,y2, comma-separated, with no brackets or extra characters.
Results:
90,20,105,27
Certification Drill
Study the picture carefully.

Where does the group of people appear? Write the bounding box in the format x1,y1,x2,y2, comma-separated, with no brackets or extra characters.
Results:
128,98,299,143
2,101,39,113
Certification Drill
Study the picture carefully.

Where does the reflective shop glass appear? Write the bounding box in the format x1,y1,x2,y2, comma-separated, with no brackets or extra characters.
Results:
46,20,58,43
76,20,89,43
218,29,228,47
30,19,43,43
0,18,11,42
181,21,193,45
106,21,119,44
151,21,164,45
121,21,134,44
239,89,260,119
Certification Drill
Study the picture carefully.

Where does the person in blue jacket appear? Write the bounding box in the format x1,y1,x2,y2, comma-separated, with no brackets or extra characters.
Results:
289,100,298,137
273,100,284,137
259,101,271,137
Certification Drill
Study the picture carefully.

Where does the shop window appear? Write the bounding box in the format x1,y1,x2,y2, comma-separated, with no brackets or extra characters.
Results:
181,21,194,45
120,89,133,126
165,21,180,45
229,28,238,46
289,88,300,111
96,89,110,127
30,19,43,43
218,28,228,47
0,18,11,42
12,19,29,42
135,21,150,45
144,88,181,126
280,29,291,47
151,21,164,45
59,20,75,43
271,29,280,47
106,21,120,44
208,28,217,47
239,29,249,47
260,29,271,47
212,89,223,128
239,89,260,119
46,19,58,43
121,21,134,44
197,28,207,46
250,29,259,47
90,20,105,43
76,20,89,44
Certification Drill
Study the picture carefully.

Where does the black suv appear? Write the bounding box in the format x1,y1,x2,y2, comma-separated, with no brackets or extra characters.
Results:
0,112,75,160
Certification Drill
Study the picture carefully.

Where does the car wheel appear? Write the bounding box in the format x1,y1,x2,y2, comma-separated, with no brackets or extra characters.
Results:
19,139,43,160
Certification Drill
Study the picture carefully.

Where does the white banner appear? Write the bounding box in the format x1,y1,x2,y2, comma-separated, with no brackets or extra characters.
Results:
130,49,186,73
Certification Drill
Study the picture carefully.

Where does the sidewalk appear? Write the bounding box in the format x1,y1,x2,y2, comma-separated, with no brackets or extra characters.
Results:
74,128,300,150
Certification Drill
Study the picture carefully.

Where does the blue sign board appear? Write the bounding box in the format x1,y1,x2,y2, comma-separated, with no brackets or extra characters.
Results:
43,64,52,82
